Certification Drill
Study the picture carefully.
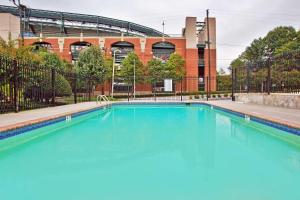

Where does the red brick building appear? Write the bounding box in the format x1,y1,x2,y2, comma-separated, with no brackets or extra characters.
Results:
0,5,216,94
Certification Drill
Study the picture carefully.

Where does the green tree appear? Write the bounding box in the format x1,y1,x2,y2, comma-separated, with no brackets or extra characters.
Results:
243,38,266,62
146,58,165,84
0,34,40,63
103,57,113,81
230,26,300,92
119,52,144,84
264,26,297,56
165,53,185,80
238,26,298,63
230,58,245,69
24,73,72,103
38,50,64,71
76,45,107,83
275,31,300,55
217,75,231,91
63,59,74,72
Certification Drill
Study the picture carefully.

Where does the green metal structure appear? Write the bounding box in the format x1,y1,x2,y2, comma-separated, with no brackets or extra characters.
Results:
0,5,165,37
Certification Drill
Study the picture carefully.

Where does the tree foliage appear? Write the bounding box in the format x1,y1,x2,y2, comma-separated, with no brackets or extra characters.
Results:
24,73,72,101
165,53,185,79
229,26,300,92
38,50,64,71
76,45,107,83
232,26,299,66
146,53,185,84
217,75,231,91
119,52,144,83
0,33,40,63
264,26,297,56
146,58,165,83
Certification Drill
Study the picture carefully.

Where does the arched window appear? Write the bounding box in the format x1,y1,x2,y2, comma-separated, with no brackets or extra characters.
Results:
70,41,91,61
111,41,134,64
152,42,175,62
32,42,52,51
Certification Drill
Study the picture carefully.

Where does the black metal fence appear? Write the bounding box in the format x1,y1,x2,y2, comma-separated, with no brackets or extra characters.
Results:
111,75,221,102
232,51,300,94
0,55,96,113
1,54,224,113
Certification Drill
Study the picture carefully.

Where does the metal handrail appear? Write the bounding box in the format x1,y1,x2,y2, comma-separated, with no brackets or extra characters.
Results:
96,95,109,104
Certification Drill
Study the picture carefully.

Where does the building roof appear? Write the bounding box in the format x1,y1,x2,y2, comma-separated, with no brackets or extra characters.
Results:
0,5,165,37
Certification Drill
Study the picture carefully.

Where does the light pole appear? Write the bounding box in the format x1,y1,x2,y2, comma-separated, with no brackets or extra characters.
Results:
111,49,121,98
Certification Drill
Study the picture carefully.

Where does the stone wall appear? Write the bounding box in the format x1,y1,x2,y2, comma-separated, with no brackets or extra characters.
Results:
235,93,300,109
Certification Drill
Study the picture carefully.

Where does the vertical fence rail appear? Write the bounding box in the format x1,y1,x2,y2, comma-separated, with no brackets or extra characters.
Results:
232,51,300,95
0,54,99,113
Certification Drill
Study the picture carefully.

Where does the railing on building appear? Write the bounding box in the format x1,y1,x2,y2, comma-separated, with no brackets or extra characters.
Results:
198,59,205,67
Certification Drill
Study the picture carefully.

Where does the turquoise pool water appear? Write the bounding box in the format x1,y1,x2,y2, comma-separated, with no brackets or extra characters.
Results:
0,104,300,200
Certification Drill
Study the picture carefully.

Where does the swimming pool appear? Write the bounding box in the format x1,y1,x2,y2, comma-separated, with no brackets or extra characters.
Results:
0,103,300,200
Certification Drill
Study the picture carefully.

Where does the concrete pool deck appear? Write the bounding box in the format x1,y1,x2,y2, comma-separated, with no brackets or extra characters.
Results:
0,102,111,132
0,100,299,132
207,100,300,129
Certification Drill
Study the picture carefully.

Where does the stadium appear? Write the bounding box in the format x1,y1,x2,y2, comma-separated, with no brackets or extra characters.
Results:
0,5,216,94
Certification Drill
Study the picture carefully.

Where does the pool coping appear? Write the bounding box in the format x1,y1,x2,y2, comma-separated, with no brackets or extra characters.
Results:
0,103,112,139
202,102,300,136
0,101,300,140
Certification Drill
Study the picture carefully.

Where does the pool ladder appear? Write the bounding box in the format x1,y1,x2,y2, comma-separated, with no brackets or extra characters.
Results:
96,95,109,104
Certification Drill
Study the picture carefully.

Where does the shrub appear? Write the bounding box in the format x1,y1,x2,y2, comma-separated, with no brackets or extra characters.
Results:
194,95,199,99
189,95,193,100
24,74,72,102
54,74,73,97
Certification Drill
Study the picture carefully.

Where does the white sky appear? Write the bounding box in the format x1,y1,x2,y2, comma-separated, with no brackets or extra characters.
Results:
2,0,300,72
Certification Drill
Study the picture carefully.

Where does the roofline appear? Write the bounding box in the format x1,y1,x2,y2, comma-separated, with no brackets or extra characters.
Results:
0,5,166,37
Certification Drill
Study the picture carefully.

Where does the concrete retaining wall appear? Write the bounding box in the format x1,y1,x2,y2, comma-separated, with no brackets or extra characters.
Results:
235,93,300,109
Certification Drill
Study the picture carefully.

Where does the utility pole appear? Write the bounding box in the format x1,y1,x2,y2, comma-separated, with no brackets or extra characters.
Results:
206,9,211,97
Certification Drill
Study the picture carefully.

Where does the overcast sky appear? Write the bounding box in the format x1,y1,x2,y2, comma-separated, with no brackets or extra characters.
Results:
3,0,300,72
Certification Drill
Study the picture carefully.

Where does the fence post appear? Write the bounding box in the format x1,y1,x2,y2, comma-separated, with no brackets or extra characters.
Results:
231,68,235,101
88,80,91,101
267,59,271,95
246,65,250,93
154,81,156,102
180,78,183,102
127,83,130,102
206,76,209,101
74,73,77,104
51,68,55,105
13,60,19,112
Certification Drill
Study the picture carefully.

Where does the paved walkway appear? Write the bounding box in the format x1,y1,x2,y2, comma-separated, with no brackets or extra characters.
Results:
0,102,111,132
208,100,300,129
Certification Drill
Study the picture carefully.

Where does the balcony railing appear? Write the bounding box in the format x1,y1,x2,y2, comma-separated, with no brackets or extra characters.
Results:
198,59,205,67
197,42,206,49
